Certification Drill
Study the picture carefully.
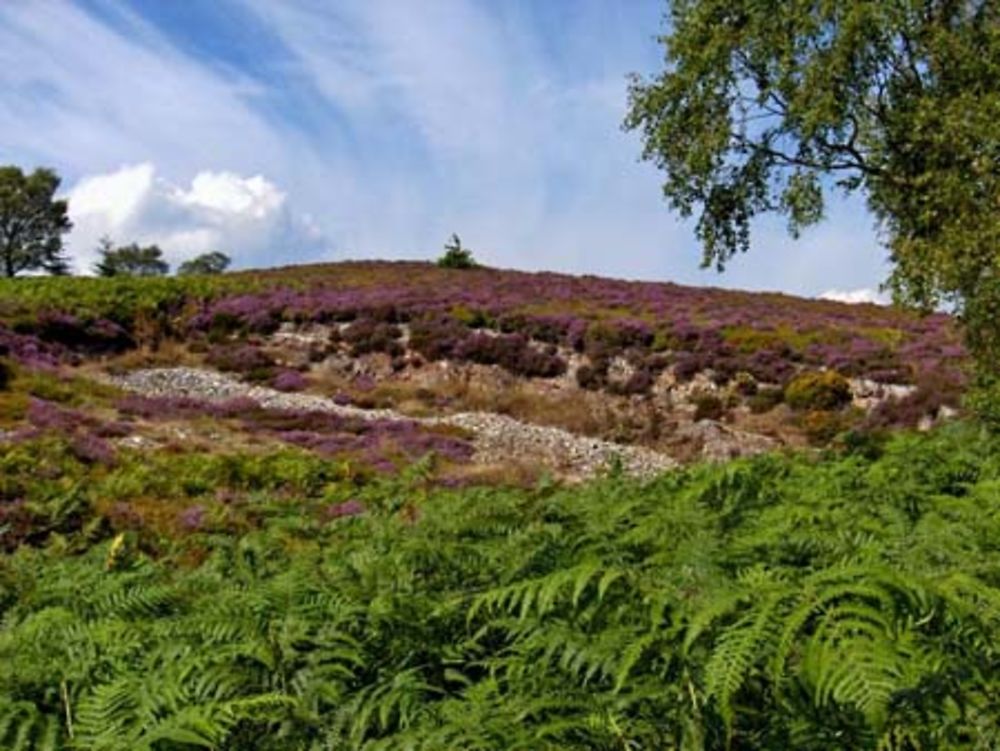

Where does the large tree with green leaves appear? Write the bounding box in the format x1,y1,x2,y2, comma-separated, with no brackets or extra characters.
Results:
625,1,1000,409
0,166,72,277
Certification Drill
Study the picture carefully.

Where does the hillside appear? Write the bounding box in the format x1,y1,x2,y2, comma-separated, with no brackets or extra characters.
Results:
2,262,998,749
0,261,968,478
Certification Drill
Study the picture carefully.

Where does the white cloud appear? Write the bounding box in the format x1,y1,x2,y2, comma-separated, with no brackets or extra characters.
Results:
66,163,329,274
819,288,889,305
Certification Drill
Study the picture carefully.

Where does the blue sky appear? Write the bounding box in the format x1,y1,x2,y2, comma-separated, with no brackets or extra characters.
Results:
0,0,887,299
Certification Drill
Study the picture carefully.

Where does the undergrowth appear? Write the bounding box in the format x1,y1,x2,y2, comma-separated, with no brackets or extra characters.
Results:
1,423,999,749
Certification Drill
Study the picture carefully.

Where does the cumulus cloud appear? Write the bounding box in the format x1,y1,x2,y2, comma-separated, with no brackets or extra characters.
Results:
66,164,328,274
819,288,889,305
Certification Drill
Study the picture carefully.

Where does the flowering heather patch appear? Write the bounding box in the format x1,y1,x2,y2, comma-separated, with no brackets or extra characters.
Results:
70,433,116,465
115,394,261,420
114,393,474,470
205,344,276,382
178,505,207,532
26,312,134,354
0,262,969,393
18,398,124,465
271,369,308,392
0,325,63,370
25,398,129,438
241,409,474,465
180,262,965,391
322,499,365,520
409,316,566,378
341,319,404,357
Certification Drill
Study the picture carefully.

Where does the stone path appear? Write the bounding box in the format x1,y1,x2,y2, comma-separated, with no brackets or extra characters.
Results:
106,368,678,478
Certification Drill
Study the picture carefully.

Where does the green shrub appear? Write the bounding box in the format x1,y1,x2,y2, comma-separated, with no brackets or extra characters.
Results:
692,390,725,421
732,371,758,396
437,234,478,269
748,385,784,413
784,369,852,411
800,409,851,445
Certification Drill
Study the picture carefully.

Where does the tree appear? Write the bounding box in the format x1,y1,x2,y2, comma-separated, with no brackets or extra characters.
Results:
437,234,478,269
0,166,72,277
625,2,1000,413
177,251,231,276
94,239,169,277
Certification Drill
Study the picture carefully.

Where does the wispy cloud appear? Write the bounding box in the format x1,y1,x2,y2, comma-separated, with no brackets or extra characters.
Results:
0,0,888,297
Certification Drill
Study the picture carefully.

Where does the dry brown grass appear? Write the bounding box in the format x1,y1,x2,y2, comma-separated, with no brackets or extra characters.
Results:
99,340,203,374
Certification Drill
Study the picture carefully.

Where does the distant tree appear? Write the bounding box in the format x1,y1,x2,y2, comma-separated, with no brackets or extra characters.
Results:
437,234,478,269
0,165,72,277
625,0,1000,420
94,239,169,277
177,251,231,276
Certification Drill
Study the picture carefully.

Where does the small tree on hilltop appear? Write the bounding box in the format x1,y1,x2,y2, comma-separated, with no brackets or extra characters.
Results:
0,165,72,277
437,234,478,269
94,238,170,277
177,251,231,276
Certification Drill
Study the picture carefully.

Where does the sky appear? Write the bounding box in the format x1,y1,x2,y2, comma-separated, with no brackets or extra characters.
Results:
0,0,888,301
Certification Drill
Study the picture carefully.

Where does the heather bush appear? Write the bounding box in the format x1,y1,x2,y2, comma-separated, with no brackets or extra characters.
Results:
27,311,134,354
673,351,706,382
205,344,276,382
583,320,654,360
0,358,9,391
409,315,466,361
865,371,963,430
341,318,404,357
784,370,853,411
270,369,308,392
742,347,796,384
410,316,566,379
454,331,566,378
575,363,604,390
609,368,656,396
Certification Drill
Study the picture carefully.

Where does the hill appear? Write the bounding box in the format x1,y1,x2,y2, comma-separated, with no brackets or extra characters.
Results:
0,261,967,475
2,262,997,749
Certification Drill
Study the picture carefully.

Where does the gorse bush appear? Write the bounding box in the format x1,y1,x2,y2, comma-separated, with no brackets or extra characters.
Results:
2,423,1000,749
784,370,853,411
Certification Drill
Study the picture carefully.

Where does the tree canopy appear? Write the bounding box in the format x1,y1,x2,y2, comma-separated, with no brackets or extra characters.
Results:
94,239,170,278
0,166,72,277
625,0,1000,399
177,251,231,276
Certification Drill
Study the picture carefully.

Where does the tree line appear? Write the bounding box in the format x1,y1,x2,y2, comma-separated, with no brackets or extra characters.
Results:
0,165,230,278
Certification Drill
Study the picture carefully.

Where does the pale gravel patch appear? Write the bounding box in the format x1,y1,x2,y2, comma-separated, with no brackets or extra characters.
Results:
103,368,677,479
